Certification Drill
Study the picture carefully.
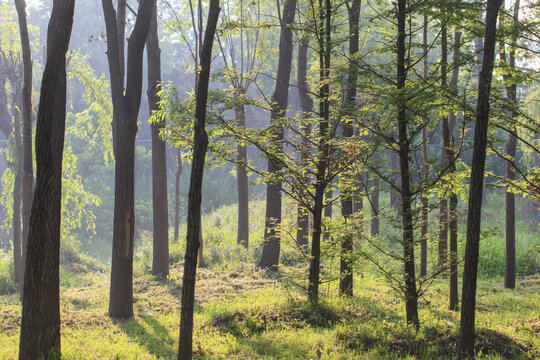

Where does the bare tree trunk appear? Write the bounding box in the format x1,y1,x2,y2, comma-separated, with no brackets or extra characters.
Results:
438,24,449,272
14,0,34,293
178,1,220,357
296,30,313,249
258,0,296,269
448,30,462,311
419,14,429,278
13,108,23,284
370,176,380,237
339,0,361,297
19,2,74,357
501,0,520,290
396,0,418,327
147,1,169,277
174,149,182,243
458,0,502,356
235,87,249,247
102,0,154,319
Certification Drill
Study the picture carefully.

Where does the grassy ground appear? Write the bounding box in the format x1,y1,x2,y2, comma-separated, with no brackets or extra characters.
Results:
0,260,538,359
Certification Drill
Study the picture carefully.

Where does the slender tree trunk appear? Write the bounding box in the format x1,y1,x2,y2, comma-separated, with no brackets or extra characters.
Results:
339,0,361,297
147,1,169,277
296,30,313,249
178,1,220,357
19,2,74,357
14,0,34,292
13,108,23,284
389,147,401,212
174,148,182,243
308,0,331,303
11,107,23,284
419,17,429,278
458,0,503,356
258,0,297,269
370,176,380,237
438,24,449,272
102,0,154,319
235,87,249,247
396,0,418,327
501,0,520,290
448,30,462,311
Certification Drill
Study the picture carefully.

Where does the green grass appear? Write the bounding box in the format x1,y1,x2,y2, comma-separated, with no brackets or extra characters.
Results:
0,193,538,359
0,261,538,359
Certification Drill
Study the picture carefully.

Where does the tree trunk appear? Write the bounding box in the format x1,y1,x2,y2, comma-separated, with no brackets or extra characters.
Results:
235,87,249,247
458,0,503,356
14,0,34,294
178,1,220,358
389,146,401,212
448,30,462,311
174,148,183,242
296,31,312,249
147,1,169,278
419,14,429,278
258,0,296,269
501,0,520,290
308,0,331,303
339,0,361,297
438,24,449,272
13,108,23,284
102,0,154,319
19,1,74,357
396,0,418,327
370,176,380,237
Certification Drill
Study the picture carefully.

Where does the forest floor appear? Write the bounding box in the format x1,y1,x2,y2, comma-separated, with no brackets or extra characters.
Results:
0,260,539,359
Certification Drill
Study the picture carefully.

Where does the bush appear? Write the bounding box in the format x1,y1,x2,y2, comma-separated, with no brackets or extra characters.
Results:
0,250,17,295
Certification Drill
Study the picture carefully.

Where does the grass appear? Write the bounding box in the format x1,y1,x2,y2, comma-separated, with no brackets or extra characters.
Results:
0,260,538,359
0,193,538,359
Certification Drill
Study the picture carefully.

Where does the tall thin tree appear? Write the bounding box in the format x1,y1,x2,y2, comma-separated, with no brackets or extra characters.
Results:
458,0,503,356
147,0,169,277
102,0,154,318
178,0,220,358
258,0,297,269
18,0,75,357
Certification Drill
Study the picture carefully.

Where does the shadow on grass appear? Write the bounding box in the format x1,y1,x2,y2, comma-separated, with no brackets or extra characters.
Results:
116,315,176,358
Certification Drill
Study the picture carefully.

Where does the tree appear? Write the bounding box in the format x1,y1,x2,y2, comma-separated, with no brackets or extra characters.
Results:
258,0,297,269
13,0,33,290
18,0,75,357
458,0,503,356
339,0,361,297
102,0,154,319
147,0,169,278
500,0,520,290
178,0,220,358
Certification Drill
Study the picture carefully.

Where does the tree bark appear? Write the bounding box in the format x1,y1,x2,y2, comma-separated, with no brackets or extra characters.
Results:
18,1,74,357
147,1,169,278
396,0,418,327
235,87,249,247
438,24,449,272
296,29,313,249
419,14,429,278
339,0,361,297
458,0,503,356
102,0,154,319
501,0,520,290
370,176,380,237
178,1,220,358
14,0,34,294
308,0,331,303
13,108,23,284
258,0,296,269
448,30,462,311
174,148,182,242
